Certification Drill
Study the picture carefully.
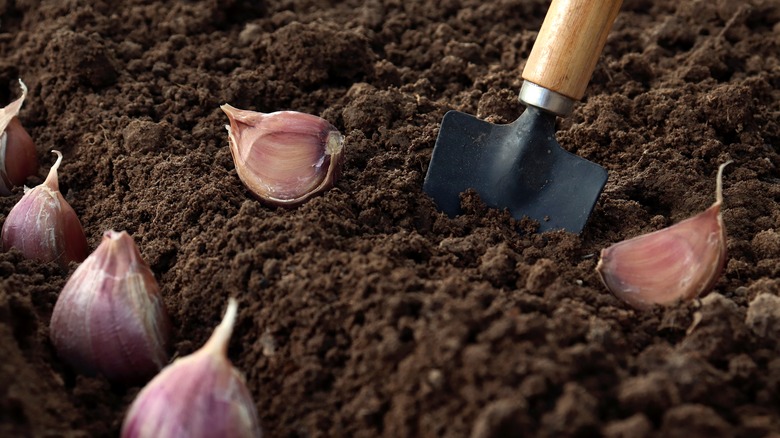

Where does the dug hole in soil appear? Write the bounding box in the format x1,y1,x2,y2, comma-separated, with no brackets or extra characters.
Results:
2,0,780,436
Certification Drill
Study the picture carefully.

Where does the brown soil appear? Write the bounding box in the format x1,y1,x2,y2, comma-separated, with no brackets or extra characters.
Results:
1,0,780,436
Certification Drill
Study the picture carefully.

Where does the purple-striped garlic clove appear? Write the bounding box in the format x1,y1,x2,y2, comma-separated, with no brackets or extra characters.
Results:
50,230,172,385
1,150,88,267
596,162,731,310
121,298,262,438
221,104,344,206
0,79,39,195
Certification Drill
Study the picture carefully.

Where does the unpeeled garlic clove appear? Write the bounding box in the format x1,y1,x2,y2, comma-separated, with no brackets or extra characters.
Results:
0,79,39,195
1,150,88,267
596,162,731,310
221,104,344,206
121,298,262,438
50,230,172,385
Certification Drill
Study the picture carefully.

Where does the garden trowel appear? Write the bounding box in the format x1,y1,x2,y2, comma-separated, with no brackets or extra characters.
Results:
424,0,623,233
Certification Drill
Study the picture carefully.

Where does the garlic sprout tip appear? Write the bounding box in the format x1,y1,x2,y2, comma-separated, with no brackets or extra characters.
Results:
206,298,239,356
51,150,63,168
17,79,28,95
715,161,732,205
220,104,238,116
43,150,63,189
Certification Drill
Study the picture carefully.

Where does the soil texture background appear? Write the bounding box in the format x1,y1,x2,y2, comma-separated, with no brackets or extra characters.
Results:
1,0,780,436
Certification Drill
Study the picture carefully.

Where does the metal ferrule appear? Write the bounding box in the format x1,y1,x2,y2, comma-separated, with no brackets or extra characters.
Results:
518,81,575,117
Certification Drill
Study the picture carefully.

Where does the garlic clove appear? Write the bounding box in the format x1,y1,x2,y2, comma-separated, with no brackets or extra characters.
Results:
596,162,730,310
0,79,39,195
3,118,39,187
50,230,172,385
221,104,344,206
1,150,88,267
121,298,262,438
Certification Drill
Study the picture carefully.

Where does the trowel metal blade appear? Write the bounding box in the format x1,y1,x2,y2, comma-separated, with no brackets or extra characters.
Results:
423,107,607,233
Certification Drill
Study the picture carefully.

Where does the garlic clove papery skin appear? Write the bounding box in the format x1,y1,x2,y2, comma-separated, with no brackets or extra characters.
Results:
0,80,39,195
221,104,344,206
596,163,730,310
1,150,88,267
50,230,172,385
0,80,27,133
121,298,262,438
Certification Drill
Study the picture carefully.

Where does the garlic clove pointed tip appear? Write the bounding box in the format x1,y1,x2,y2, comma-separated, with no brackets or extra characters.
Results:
43,150,63,191
0,79,28,133
203,297,239,357
220,104,258,125
17,79,28,96
99,230,145,277
220,103,237,114
220,104,236,119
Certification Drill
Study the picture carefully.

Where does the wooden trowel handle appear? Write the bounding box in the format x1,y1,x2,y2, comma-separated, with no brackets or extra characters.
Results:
522,0,623,101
